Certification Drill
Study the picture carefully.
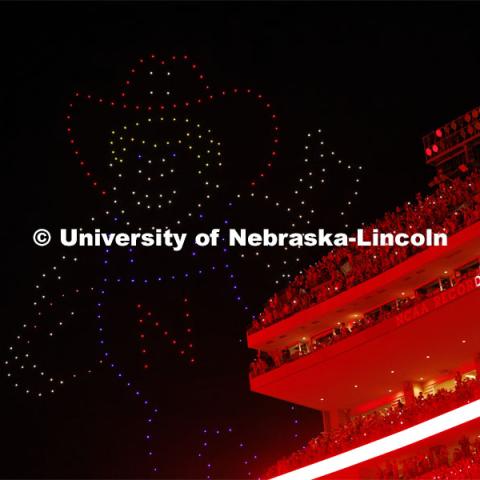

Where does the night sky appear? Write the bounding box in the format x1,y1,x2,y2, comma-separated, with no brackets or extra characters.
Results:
1,2,480,479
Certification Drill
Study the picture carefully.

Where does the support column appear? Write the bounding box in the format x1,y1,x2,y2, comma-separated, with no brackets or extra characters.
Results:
475,353,480,378
403,380,416,407
322,408,351,431
322,410,338,431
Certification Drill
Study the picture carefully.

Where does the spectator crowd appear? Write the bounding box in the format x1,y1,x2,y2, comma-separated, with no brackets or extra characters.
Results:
264,375,480,478
413,449,480,479
376,435,480,479
250,171,480,334
250,265,479,378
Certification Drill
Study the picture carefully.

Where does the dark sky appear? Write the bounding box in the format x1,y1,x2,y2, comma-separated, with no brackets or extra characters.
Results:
1,2,479,479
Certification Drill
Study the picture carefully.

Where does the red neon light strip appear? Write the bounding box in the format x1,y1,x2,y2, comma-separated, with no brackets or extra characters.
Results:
269,399,480,480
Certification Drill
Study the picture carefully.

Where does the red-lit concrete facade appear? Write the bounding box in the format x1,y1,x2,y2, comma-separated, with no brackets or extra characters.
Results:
250,108,480,479
249,221,480,414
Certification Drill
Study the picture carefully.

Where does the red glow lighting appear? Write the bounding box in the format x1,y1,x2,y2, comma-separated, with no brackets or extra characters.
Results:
269,400,480,480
